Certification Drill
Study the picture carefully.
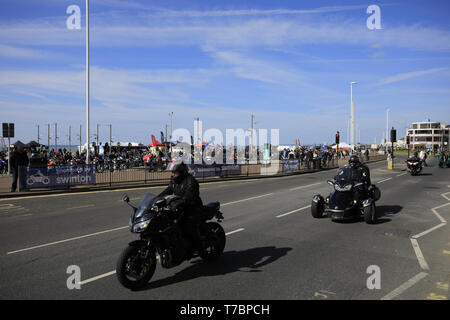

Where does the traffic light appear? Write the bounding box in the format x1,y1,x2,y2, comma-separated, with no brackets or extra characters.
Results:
2,123,14,138
390,127,397,143
335,131,340,144
406,136,410,145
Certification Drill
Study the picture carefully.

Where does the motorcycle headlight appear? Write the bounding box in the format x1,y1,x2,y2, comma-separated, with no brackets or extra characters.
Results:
335,184,352,192
131,219,150,233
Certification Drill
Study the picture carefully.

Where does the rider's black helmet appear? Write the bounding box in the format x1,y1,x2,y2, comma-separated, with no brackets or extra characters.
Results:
171,162,188,183
348,155,360,167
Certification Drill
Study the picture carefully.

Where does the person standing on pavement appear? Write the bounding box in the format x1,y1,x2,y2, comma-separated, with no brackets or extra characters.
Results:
10,145,29,192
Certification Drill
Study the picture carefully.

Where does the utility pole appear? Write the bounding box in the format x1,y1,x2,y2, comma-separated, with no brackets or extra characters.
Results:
385,108,390,153
347,119,350,145
350,81,357,150
165,124,168,144
195,117,200,145
169,112,173,155
68,126,72,154
37,125,40,145
47,124,51,151
54,123,58,152
251,114,254,150
109,124,112,157
85,0,90,164
96,123,99,147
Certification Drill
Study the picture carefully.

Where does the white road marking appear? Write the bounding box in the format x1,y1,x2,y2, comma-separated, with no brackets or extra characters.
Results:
67,204,95,210
0,179,266,202
6,226,129,255
225,228,245,235
410,239,430,270
79,271,117,285
0,185,165,202
377,177,392,184
221,193,274,206
412,223,447,239
380,272,428,300
79,227,245,286
289,182,322,191
276,205,311,218
410,196,449,243
441,191,450,202
407,190,449,286
396,173,407,177
6,191,273,255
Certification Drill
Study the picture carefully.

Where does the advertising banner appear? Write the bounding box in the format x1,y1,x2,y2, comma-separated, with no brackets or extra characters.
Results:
187,164,242,178
20,165,96,190
282,159,299,172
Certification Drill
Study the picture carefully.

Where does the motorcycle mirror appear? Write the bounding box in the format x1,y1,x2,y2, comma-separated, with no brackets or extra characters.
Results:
155,199,165,206
327,180,334,186
122,194,130,203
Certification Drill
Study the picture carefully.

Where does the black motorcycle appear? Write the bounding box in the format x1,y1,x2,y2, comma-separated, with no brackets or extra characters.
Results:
406,158,422,176
92,156,105,173
116,193,226,290
311,166,380,224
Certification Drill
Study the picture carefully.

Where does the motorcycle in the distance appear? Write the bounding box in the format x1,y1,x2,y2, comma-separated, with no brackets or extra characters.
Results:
116,193,226,290
406,158,422,176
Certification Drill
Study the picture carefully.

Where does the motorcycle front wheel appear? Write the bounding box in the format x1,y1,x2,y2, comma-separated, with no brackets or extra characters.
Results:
363,202,377,224
116,243,156,290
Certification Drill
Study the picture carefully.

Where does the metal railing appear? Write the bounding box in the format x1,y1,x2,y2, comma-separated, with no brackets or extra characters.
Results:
15,155,386,192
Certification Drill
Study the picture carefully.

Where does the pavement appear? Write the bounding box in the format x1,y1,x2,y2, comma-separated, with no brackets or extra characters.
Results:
0,154,449,300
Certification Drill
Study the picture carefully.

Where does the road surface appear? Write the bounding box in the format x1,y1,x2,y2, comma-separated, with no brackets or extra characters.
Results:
1,155,449,300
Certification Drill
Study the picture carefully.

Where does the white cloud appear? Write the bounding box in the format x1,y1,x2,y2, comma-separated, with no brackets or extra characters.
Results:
377,67,448,85
151,5,370,18
0,44,59,59
209,50,305,84
1,12,450,52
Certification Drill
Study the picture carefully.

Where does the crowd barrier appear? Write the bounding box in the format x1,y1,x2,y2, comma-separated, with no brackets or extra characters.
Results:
16,155,386,192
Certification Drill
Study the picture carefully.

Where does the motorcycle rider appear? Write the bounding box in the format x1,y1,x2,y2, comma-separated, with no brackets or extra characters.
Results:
158,162,204,250
407,151,420,162
347,155,372,202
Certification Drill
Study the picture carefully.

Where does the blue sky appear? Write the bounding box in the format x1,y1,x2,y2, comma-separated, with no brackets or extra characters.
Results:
1,0,449,146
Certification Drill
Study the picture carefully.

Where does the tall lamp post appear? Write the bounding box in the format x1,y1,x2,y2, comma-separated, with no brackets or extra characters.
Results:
169,112,173,155
385,108,390,153
350,81,357,151
85,0,90,164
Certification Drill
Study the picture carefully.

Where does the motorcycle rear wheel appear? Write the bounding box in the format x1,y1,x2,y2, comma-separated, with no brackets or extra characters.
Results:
199,222,226,261
116,244,156,290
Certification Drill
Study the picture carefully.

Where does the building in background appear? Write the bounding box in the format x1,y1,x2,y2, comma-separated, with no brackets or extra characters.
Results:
406,119,449,152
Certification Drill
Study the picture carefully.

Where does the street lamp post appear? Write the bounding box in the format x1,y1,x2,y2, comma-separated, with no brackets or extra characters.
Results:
169,112,173,155
85,0,90,164
385,108,390,153
68,126,72,154
350,81,357,151
54,123,58,152
47,124,51,152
